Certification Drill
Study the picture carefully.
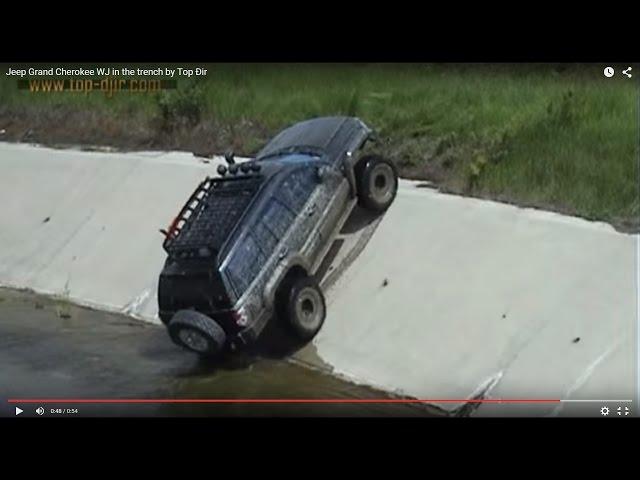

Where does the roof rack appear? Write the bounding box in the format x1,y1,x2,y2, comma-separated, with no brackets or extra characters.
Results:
163,174,264,259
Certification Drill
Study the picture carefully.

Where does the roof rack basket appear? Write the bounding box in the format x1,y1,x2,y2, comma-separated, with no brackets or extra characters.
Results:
162,174,263,259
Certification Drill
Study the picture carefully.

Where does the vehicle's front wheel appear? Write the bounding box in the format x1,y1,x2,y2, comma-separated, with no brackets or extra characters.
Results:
279,276,326,341
355,155,398,212
168,310,226,357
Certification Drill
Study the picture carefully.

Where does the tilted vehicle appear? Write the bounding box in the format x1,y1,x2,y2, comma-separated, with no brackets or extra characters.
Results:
158,116,398,356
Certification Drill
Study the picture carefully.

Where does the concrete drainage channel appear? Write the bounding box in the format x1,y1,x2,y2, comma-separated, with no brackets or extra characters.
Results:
0,287,447,417
0,142,636,417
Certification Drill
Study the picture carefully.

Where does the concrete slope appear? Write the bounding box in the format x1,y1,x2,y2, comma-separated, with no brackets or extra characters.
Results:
0,143,213,321
315,183,637,414
0,143,636,415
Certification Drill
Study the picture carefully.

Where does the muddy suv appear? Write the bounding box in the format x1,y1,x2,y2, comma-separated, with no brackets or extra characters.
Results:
158,116,398,356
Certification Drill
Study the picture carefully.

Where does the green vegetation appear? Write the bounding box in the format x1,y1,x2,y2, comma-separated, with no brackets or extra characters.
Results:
0,63,637,230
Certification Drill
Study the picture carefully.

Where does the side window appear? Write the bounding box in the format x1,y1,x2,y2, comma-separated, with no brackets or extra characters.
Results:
224,168,317,298
225,233,266,298
225,198,294,298
262,197,294,239
277,167,318,213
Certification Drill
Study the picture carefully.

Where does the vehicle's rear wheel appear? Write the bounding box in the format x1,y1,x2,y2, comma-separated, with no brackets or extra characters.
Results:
279,276,326,341
355,155,398,212
168,310,226,357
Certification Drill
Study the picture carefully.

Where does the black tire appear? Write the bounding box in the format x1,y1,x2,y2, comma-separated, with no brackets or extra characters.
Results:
355,155,398,212
280,276,326,341
168,310,226,357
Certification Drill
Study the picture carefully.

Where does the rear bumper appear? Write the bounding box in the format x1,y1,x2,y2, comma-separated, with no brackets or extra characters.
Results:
235,309,271,347
159,307,271,350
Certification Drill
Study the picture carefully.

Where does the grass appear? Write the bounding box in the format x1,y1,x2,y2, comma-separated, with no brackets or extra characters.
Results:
53,280,72,319
0,63,637,230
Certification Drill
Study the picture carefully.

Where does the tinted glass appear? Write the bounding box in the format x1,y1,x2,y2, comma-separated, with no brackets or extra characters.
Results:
277,167,318,213
224,167,317,298
225,198,295,297
226,232,267,297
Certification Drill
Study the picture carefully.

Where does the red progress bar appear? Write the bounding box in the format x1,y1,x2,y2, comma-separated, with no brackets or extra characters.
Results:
7,399,561,404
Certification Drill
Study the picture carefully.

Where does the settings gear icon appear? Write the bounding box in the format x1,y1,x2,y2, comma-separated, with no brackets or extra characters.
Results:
600,406,610,416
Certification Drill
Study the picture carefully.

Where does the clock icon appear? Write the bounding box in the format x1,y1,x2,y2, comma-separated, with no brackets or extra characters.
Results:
604,66,615,78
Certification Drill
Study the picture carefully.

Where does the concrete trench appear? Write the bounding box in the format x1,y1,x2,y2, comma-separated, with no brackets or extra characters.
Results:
0,142,636,416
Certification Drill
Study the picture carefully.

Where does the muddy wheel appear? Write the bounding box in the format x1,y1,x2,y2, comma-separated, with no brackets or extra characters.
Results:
355,155,398,212
168,310,226,357
281,276,326,341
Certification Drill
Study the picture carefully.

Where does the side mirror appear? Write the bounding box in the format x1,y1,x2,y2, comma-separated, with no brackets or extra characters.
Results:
224,150,236,165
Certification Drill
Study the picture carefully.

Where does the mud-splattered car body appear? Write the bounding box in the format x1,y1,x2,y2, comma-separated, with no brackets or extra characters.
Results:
158,116,398,356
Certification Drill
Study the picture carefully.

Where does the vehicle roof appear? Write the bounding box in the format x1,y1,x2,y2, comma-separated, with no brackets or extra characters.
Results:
165,117,372,267
256,116,371,161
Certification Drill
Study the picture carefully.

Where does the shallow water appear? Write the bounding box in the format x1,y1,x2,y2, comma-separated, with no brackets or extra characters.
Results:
0,288,442,417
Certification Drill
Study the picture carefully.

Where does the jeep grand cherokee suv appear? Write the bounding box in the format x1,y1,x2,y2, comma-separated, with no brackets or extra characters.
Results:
158,116,398,357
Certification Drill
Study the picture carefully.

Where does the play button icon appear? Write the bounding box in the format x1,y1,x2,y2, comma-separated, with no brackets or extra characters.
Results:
15,407,23,416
